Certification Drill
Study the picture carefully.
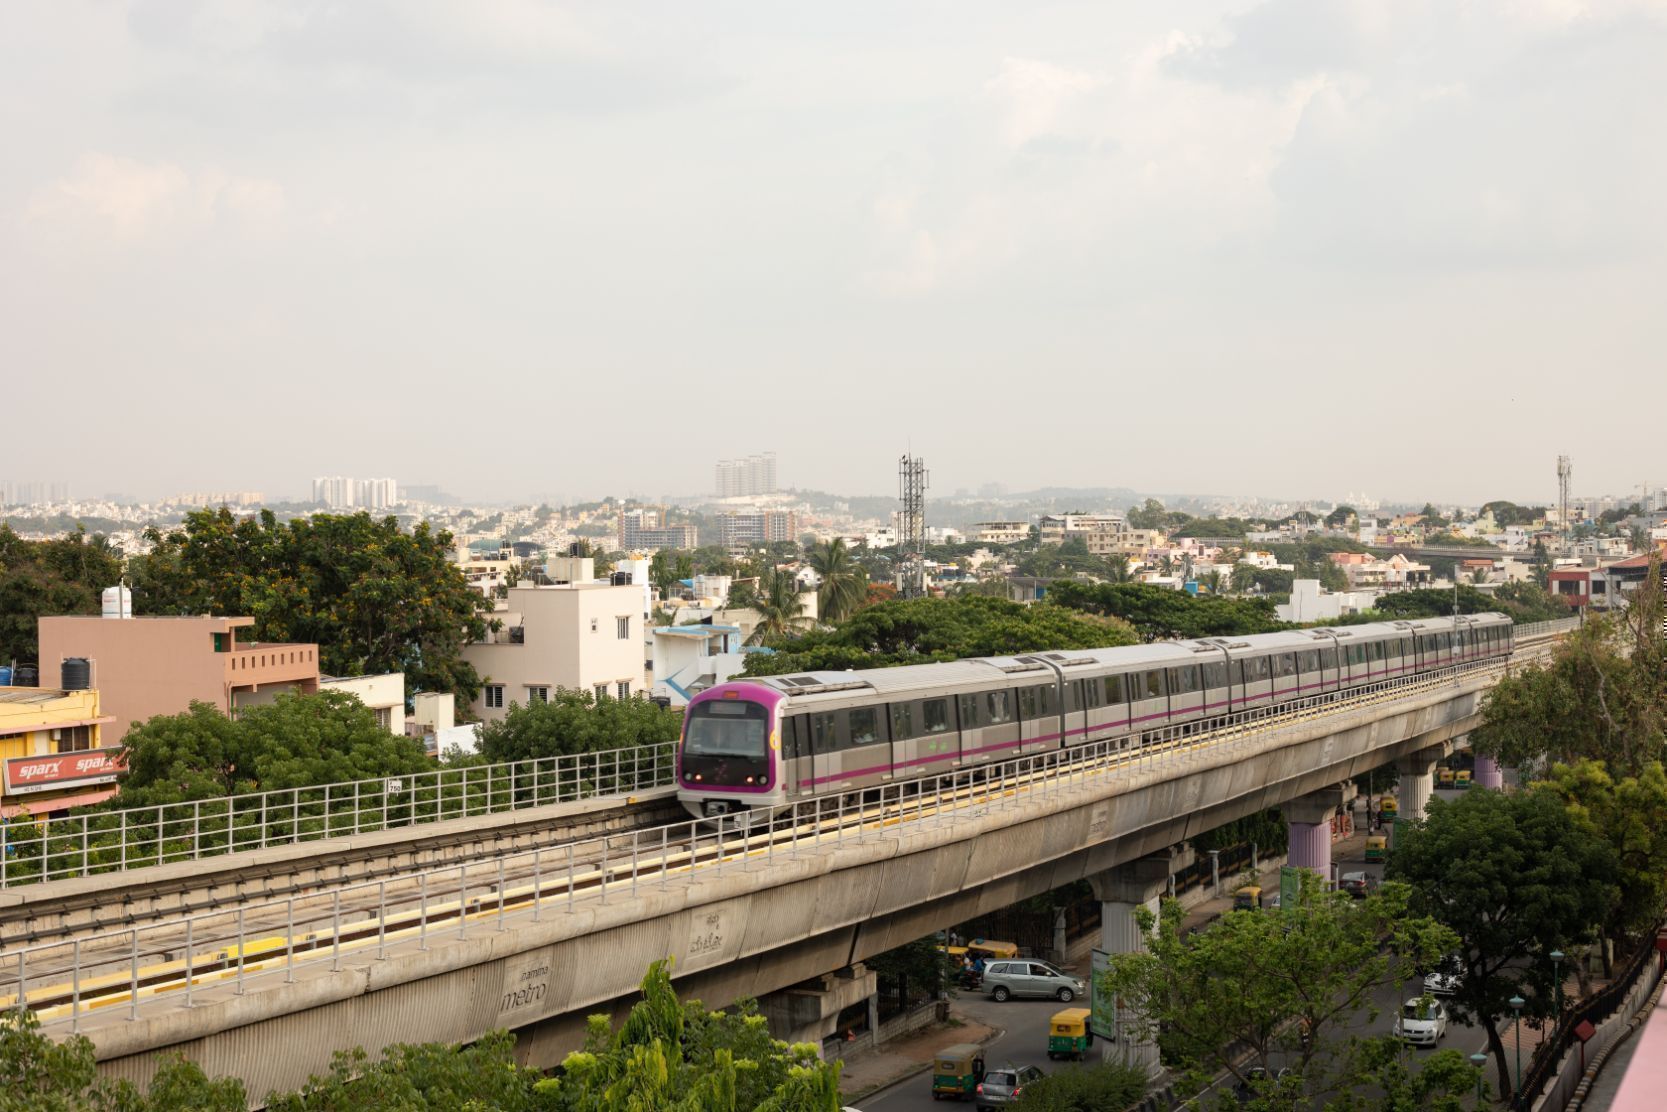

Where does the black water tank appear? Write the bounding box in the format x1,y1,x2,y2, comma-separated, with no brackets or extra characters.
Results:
62,657,91,691
14,664,39,688
612,571,633,586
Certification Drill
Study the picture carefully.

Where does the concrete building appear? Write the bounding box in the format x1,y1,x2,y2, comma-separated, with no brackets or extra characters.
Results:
0,685,120,817
651,624,748,705
462,583,646,722
311,477,399,510
239,672,406,735
974,521,1030,545
1275,580,1377,624
618,509,699,551
715,453,778,498
37,615,320,743
717,510,797,547
1037,514,1161,556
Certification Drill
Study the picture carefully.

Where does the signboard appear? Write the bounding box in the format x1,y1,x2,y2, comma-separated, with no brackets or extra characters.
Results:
1089,948,1117,1040
3,747,126,796
1280,865,1302,909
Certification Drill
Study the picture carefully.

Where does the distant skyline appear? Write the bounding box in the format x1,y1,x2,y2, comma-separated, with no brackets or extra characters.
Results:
3,3,1664,505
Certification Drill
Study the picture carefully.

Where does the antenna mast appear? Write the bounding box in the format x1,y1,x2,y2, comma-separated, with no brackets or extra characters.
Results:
898,454,929,599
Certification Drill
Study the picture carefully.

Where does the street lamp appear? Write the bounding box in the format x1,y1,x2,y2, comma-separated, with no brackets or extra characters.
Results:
1510,995,1526,1099
1470,1052,1488,1106
1550,951,1565,1044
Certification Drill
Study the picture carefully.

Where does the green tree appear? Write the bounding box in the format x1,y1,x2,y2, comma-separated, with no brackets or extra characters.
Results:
1047,580,1283,642
265,1030,544,1111
0,1010,245,1112
0,524,126,667
1531,538,1552,589
867,936,951,1013
1012,1061,1148,1109
129,509,493,706
1104,553,1133,583
477,689,683,763
1127,498,1170,530
1323,505,1357,529
1536,759,1667,944
1100,874,1455,1106
1386,789,1618,1095
749,567,811,645
810,538,867,624
743,595,1136,675
545,961,840,1111
113,691,433,806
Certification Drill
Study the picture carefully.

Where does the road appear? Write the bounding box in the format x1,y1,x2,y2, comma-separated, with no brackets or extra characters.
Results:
858,788,1498,1111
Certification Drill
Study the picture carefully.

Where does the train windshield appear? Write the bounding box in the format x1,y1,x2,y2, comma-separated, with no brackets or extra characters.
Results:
685,699,769,758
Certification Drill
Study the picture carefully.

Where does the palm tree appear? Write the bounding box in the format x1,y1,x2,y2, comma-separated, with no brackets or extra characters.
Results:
1469,566,1491,585
1104,553,1132,583
748,567,809,645
1232,562,1261,593
812,538,867,624
1201,569,1224,595
1180,553,1195,583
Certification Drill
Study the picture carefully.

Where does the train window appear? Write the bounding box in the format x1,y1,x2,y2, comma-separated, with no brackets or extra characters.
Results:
849,707,881,745
1371,642,1385,661
891,703,916,741
1202,662,1227,690
1298,650,1319,673
811,712,840,752
1018,686,1039,720
960,694,981,728
987,689,1013,724
1145,671,1167,699
1080,677,1102,707
1241,656,1268,682
1272,653,1295,679
1326,647,1340,671
922,698,951,734
782,715,803,760
1172,665,1199,694
1038,684,1059,716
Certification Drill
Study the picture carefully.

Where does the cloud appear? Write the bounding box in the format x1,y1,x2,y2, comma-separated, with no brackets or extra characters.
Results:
25,153,286,244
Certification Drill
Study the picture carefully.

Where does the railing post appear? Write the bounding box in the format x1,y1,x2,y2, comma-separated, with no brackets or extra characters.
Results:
185,917,194,1007
533,850,543,922
496,857,507,931
128,928,140,1020
236,908,247,995
419,872,429,951
377,880,389,960
567,843,577,912
71,938,82,1032
332,890,342,972
459,863,468,939
285,897,296,982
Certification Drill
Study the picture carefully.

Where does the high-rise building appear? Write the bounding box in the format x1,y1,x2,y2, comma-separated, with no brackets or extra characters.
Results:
618,508,699,550
717,510,797,547
0,480,70,506
311,476,398,510
714,453,778,498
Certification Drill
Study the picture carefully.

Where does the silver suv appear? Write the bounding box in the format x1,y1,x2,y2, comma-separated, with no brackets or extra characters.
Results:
983,960,1085,1002
976,1064,1045,1110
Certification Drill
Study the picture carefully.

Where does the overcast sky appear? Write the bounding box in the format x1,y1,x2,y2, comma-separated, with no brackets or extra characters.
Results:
3,1,1664,507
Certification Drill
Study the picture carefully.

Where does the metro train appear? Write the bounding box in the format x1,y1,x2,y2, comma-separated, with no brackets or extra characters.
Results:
674,613,1515,820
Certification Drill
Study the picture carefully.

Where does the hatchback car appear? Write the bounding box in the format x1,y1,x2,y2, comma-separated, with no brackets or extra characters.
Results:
975,1064,1045,1110
1338,872,1370,899
983,960,1085,1002
1395,998,1448,1046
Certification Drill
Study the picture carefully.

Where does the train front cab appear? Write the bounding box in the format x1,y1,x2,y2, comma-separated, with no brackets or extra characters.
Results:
678,684,784,818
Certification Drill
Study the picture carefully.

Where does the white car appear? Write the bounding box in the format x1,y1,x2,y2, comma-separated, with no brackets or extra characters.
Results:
1395,998,1448,1046
1423,968,1461,996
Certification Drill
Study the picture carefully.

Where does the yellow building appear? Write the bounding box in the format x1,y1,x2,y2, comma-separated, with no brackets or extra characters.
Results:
0,686,120,818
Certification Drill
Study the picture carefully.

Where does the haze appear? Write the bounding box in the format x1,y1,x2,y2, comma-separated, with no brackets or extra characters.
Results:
3,2,1664,505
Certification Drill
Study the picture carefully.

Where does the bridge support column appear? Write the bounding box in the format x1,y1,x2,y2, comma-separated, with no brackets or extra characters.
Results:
1474,754,1503,790
758,965,877,1056
1397,750,1440,821
1087,845,1195,1078
1284,782,1358,886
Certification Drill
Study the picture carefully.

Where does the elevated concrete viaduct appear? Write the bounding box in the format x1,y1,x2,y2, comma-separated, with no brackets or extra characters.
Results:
78,668,1499,1101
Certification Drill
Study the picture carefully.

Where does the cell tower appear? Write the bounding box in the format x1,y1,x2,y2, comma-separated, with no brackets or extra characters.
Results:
1557,455,1572,546
898,454,929,599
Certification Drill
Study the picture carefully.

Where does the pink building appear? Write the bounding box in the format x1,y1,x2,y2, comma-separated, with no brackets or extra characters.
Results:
37,615,320,743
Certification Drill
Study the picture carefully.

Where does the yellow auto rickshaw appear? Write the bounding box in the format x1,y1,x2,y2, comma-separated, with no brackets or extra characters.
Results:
1364,835,1388,863
1380,796,1399,820
966,939,1019,961
1047,1007,1093,1060
931,1043,986,1101
1437,768,1456,789
1455,769,1473,790
1233,885,1265,911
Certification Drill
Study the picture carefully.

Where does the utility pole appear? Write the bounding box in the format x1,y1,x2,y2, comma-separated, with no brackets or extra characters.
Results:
898,454,929,599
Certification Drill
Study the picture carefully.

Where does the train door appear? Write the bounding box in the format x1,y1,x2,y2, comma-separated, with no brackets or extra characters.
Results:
1168,663,1204,723
809,710,849,792
1296,649,1321,698
1129,669,1169,730
1017,682,1060,754
1238,654,1273,708
1201,660,1230,718
784,714,811,798
968,688,1019,767
1269,652,1298,702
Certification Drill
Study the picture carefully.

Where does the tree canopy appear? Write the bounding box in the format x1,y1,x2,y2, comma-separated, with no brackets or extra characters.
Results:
1046,580,1284,641
0,524,125,668
1100,874,1458,1107
1386,788,1618,1096
129,508,493,705
742,595,1136,675
476,689,684,764
113,691,433,807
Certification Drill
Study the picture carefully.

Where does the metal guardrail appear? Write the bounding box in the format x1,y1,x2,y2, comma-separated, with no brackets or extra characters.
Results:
0,620,1578,892
0,742,676,888
4,653,1525,1032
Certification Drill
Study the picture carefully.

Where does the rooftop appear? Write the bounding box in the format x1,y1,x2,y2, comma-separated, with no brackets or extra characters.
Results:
0,687,78,704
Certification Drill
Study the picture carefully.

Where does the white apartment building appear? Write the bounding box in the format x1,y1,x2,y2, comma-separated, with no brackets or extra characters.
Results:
462,583,645,722
311,476,399,510
714,453,778,498
239,672,407,735
1036,514,1160,556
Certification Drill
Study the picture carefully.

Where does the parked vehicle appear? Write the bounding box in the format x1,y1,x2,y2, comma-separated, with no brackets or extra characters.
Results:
1437,768,1457,788
984,960,1084,1003
1047,1007,1092,1060
1423,957,1462,996
974,1065,1045,1110
931,1044,986,1101
1338,871,1370,899
1233,885,1266,911
1456,769,1473,789
1380,797,1400,820
1395,998,1448,1045
1364,835,1388,863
